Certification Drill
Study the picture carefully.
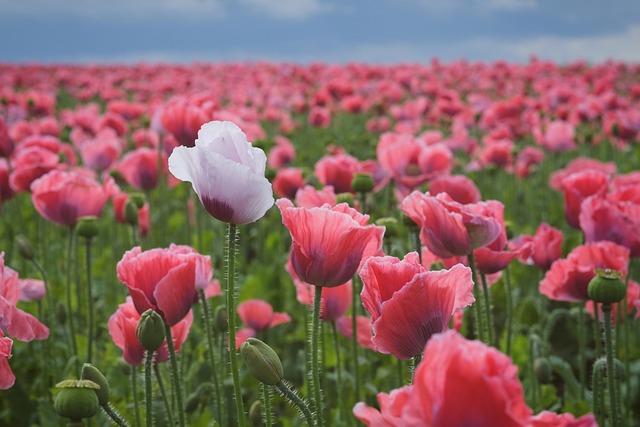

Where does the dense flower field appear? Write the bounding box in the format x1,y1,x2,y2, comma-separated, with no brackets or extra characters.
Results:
0,60,639,426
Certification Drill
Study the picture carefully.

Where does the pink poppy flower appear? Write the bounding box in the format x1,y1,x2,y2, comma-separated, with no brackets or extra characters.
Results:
79,130,122,172
360,253,474,359
18,279,46,302
0,253,49,342
273,167,304,199
428,174,481,204
540,242,629,303
0,159,14,206
515,146,545,178
286,257,352,322
314,153,361,194
112,192,151,237
336,315,376,351
549,157,616,191
267,135,295,169
294,185,337,208
116,147,165,191
0,329,14,390
560,170,609,228
538,121,577,152
401,191,502,259
108,297,193,366
160,98,209,147
530,411,597,427
354,330,532,426
510,223,563,271
117,246,199,326
277,199,384,287
9,145,60,193
30,169,114,227
168,121,274,224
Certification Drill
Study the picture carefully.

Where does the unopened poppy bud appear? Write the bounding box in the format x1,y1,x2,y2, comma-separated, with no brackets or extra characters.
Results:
534,357,552,384
76,216,99,240
15,234,34,260
124,200,139,226
81,364,110,406
336,192,355,207
375,217,399,238
249,400,263,426
588,269,626,304
54,379,100,421
351,172,375,193
129,193,146,209
136,309,165,352
241,338,284,386
215,306,228,332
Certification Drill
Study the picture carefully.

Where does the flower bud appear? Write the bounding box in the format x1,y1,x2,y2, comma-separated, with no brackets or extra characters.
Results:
335,192,355,207
351,172,375,193
124,199,139,227
375,217,399,238
129,193,146,209
215,306,228,333
76,216,99,240
136,309,166,352
81,364,110,406
241,338,284,386
15,234,34,260
54,379,100,421
249,400,263,426
588,269,626,304
534,357,552,384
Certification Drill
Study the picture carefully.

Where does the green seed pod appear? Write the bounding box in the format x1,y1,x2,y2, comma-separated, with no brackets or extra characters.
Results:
249,399,263,426
588,269,626,304
15,234,34,260
129,193,146,209
136,309,166,352
375,217,399,238
241,338,284,386
124,200,139,227
534,357,552,384
335,192,355,207
81,364,110,406
76,216,99,240
351,172,375,193
54,380,100,421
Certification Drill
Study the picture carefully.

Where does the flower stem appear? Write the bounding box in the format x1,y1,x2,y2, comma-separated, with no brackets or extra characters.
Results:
145,351,154,427
504,266,513,356
276,381,315,427
226,223,245,427
84,238,94,363
602,304,620,427
330,322,347,426
66,227,78,370
198,289,222,423
480,272,495,346
576,304,587,401
154,364,174,427
103,403,131,427
467,251,485,342
165,324,186,427
131,366,141,427
350,280,360,403
311,286,324,427
262,383,273,427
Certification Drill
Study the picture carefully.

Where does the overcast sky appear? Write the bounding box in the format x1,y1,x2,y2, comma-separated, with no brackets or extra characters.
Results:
2,0,639,64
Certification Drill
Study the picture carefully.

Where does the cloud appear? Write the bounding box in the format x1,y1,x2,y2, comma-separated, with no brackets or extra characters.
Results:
409,0,537,15
0,0,225,21
237,0,333,20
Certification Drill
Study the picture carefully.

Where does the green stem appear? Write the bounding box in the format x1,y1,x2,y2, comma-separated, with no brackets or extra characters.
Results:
311,287,324,427
602,305,620,427
276,381,315,427
467,252,485,342
31,258,52,324
226,223,245,427
592,358,607,426
145,351,154,427
396,358,404,387
480,272,495,346
351,282,360,403
504,266,513,356
66,227,78,370
198,289,222,423
132,366,141,427
85,238,94,363
165,324,186,427
330,322,347,426
154,364,174,427
103,403,131,427
262,383,272,427
577,304,587,401
592,303,602,358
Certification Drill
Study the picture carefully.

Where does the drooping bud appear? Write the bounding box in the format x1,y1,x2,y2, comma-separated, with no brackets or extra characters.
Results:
129,193,146,209
54,379,100,421
335,192,355,207
351,172,375,193
124,199,139,227
588,269,626,304
215,306,228,333
81,364,110,406
375,217,399,238
136,309,166,352
15,234,34,260
76,216,99,241
249,400,263,426
534,357,552,384
241,338,284,386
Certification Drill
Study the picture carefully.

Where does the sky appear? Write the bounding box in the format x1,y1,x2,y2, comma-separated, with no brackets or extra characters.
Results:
1,0,639,64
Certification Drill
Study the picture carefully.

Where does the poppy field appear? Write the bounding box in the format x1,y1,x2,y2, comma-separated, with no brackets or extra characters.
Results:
1,60,640,426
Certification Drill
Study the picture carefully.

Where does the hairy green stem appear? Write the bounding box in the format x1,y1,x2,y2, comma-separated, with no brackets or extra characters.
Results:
66,227,78,370
311,287,324,427
131,367,141,427
262,383,272,427
198,289,222,423
577,304,587,401
154,364,174,427
330,322,348,426
145,351,154,427
165,324,186,427
350,279,360,403
84,238,94,363
226,223,245,427
504,266,513,355
467,252,485,342
602,305,620,427
276,381,315,427
480,272,495,346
